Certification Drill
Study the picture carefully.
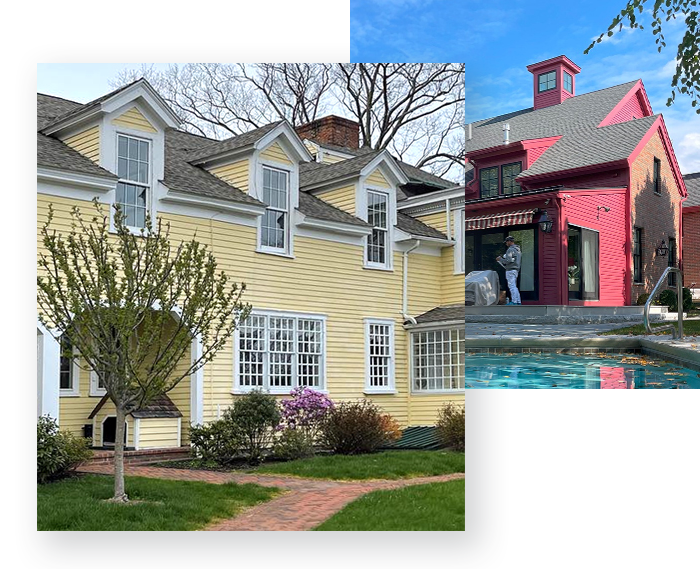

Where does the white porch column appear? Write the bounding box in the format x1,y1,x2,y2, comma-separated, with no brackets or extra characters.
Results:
37,323,60,422
190,334,204,426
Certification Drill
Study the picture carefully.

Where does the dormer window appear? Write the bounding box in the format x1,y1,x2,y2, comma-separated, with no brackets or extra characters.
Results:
116,134,149,229
260,166,289,251
538,71,557,93
366,190,389,266
563,71,573,93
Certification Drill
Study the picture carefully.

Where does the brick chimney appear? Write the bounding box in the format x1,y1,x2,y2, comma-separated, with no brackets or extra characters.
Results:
295,115,360,149
526,55,581,110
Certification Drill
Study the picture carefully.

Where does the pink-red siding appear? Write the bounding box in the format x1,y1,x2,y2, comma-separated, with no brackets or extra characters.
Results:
683,208,700,287
606,91,647,125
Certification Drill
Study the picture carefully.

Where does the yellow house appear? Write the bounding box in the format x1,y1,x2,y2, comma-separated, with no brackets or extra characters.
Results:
37,79,465,452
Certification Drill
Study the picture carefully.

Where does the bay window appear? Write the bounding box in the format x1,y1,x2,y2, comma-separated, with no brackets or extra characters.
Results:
411,328,465,392
236,311,325,392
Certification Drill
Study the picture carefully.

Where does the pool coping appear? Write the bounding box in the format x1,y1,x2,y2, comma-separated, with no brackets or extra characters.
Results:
465,336,700,373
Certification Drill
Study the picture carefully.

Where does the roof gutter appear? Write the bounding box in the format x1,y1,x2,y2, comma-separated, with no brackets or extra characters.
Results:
402,240,421,325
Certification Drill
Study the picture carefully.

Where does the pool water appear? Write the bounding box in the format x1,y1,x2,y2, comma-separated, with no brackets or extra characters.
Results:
465,353,700,389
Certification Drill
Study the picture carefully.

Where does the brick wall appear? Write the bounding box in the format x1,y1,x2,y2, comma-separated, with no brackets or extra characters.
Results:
683,208,700,288
629,130,683,304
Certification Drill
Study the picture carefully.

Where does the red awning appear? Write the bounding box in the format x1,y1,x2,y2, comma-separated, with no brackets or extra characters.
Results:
465,209,537,231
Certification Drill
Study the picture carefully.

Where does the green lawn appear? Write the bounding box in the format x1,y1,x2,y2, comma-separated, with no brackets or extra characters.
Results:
601,320,700,336
37,474,277,531
256,450,465,480
315,479,465,531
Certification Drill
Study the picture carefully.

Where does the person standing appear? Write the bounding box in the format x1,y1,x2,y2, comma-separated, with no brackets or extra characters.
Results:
497,236,522,305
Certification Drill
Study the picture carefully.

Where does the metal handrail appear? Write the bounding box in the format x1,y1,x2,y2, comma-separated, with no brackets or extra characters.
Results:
644,267,683,339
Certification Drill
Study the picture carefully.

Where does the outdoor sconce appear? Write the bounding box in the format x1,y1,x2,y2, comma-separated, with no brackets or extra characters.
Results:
596,205,610,220
538,210,553,234
656,239,669,257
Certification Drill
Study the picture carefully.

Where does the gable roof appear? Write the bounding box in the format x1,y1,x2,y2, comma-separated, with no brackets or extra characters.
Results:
299,151,381,188
466,80,639,153
683,172,700,207
186,121,284,163
396,212,448,240
520,115,659,180
298,192,370,227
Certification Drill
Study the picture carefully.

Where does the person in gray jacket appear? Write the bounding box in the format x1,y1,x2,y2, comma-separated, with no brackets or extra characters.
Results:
496,236,522,305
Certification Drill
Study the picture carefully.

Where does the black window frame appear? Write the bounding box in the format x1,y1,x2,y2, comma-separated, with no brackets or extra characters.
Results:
653,157,662,194
479,166,499,198
668,237,677,287
633,227,643,284
501,162,522,195
563,71,573,93
567,225,600,301
538,71,557,93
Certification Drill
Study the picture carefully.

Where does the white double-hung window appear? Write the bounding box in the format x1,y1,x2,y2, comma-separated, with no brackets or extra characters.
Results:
365,318,395,393
260,166,289,252
236,311,325,392
411,328,465,392
116,134,150,230
59,335,79,396
366,190,389,267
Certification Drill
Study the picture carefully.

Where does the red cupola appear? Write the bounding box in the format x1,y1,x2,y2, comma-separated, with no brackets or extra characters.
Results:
526,55,581,110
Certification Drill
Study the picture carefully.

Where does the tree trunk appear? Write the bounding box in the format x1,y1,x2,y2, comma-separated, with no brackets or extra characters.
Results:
112,405,128,502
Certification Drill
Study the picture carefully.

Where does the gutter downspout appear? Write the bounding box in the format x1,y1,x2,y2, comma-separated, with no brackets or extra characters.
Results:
402,239,421,324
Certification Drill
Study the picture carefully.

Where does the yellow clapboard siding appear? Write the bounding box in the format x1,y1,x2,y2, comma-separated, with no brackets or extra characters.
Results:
209,159,249,193
415,211,448,234
408,393,465,426
315,184,356,216
441,247,464,305
366,167,390,188
260,141,292,165
61,125,100,163
39,193,464,430
112,106,157,133
138,418,180,449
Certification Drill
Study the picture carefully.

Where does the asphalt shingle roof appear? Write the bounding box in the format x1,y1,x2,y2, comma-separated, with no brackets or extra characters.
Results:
521,115,658,179
299,151,381,188
683,172,700,207
414,304,465,324
187,121,283,163
298,192,370,227
397,212,448,240
132,394,183,418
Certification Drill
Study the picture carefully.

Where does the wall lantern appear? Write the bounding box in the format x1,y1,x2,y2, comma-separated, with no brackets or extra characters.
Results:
656,239,669,257
538,210,553,234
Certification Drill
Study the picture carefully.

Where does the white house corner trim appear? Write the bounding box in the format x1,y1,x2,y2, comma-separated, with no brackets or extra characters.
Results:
37,323,61,422
190,335,204,426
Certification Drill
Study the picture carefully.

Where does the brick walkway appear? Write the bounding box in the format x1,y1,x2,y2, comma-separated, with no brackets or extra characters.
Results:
78,463,464,531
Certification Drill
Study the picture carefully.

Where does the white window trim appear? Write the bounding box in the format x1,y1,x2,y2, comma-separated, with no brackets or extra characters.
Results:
454,208,466,275
233,309,328,395
364,189,393,271
112,131,154,235
255,161,295,258
364,318,396,394
59,341,81,397
90,369,106,397
409,327,465,394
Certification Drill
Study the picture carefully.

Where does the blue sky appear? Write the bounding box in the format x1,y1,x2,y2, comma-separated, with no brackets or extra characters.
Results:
351,0,700,173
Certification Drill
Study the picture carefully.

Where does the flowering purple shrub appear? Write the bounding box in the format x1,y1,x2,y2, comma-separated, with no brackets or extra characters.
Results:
280,387,334,440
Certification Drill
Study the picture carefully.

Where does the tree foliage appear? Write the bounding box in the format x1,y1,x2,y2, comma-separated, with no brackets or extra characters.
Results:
37,201,250,500
112,63,465,180
585,0,700,113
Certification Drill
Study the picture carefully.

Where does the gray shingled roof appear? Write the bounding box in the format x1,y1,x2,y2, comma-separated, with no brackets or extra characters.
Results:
132,394,182,418
162,128,265,206
298,192,370,227
37,133,118,179
187,121,283,163
414,304,465,324
465,80,639,153
683,173,700,207
300,151,381,188
397,212,448,240
521,115,658,179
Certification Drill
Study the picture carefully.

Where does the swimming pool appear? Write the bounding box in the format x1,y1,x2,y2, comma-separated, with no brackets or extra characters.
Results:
465,352,700,389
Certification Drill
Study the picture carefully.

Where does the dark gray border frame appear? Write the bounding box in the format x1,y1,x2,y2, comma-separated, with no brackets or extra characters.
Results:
15,44,508,569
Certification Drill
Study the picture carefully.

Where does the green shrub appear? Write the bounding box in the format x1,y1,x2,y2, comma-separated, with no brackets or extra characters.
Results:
436,404,465,452
659,287,693,313
189,416,243,466
320,400,400,455
636,293,660,306
229,390,281,464
272,428,315,461
37,416,92,483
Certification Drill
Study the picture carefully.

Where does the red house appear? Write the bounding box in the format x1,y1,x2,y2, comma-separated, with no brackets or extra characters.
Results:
465,55,688,306
682,172,700,299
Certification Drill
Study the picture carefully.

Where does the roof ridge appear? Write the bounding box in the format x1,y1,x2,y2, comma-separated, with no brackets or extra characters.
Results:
37,92,82,105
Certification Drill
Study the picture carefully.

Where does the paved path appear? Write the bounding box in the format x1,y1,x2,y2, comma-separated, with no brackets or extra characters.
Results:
78,463,464,531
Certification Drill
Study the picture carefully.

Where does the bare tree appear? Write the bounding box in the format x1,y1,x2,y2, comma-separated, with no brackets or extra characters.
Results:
111,63,465,181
